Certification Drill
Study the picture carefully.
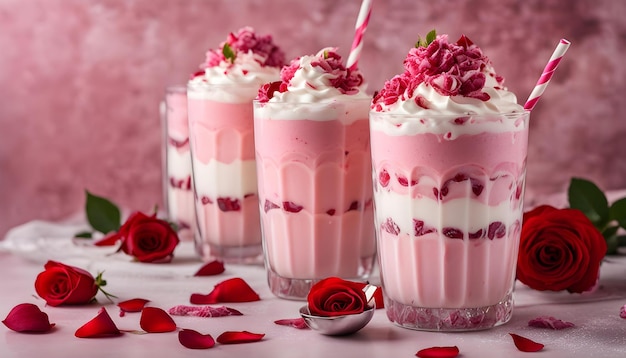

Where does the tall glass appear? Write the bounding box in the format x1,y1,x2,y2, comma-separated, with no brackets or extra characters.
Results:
161,85,195,241
370,111,530,331
187,82,262,263
253,99,376,300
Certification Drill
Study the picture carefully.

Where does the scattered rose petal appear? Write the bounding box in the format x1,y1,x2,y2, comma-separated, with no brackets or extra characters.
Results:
216,330,265,344
190,278,260,304
75,307,122,338
509,333,545,352
140,307,177,333
528,316,575,330
168,305,242,317
415,346,460,358
2,303,55,333
178,329,216,349
194,260,225,276
620,304,626,319
118,298,150,316
274,318,309,329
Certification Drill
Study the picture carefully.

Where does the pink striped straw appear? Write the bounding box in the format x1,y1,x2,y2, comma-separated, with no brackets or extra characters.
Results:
346,0,373,71
524,38,571,111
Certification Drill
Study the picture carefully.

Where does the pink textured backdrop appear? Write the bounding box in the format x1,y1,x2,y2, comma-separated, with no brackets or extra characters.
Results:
1,0,625,238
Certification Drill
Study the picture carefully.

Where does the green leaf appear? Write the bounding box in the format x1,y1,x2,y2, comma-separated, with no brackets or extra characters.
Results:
222,43,236,62
425,29,437,45
609,197,626,229
568,177,609,228
74,231,93,239
602,225,619,255
85,190,121,234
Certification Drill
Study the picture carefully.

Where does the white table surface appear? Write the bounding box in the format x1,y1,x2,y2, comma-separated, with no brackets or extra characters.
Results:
1,219,625,358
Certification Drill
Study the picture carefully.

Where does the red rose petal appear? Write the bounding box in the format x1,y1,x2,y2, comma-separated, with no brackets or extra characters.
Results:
190,277,260,304
509,333,545,352
2,303,55,333
216,330,265,344
93,232,122,247
140,307,177,333
168,305,243,317
194,260,225,276
528,316,575,330
118,298,150,314
416,346,460,358
274,318,309,329
75,307,122,338
178,329,216,349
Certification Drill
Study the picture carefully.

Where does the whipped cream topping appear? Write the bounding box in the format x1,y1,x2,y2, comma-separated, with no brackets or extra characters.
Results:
373,34,524,116
254,48,370,122
188,27,284,102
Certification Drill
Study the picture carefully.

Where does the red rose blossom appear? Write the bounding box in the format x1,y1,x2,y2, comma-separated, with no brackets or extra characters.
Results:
516,205,607,293
34,261,100,306
111,211,180,263
307,277,368,317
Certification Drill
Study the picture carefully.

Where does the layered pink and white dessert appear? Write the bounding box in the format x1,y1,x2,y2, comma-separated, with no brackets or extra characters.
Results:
162,86,195,241
254,48,376,299
187,27,285,262
370,33,529,330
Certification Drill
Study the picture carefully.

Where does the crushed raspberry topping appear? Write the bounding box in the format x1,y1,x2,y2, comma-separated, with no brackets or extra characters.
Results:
256,48,364,102
203,27,285,69
373,34,504,111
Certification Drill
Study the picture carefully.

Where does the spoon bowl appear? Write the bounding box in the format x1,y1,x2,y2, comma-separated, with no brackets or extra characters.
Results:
299,305,375,336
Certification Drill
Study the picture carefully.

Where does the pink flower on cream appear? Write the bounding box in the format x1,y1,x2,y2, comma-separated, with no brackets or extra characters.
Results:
204,27,285,69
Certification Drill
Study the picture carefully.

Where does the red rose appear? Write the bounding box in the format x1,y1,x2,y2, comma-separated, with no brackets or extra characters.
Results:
307,277,368,317
34,261,99,306
114,211,180,263
517,205,607,293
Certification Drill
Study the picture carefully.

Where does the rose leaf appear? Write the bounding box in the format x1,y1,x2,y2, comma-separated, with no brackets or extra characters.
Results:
178,329,215,349
509,333,544,352
85,190,122,234
568,178,609,228
602,225,620,255
222,43,236,62
609,197,626,229
139,307,177,333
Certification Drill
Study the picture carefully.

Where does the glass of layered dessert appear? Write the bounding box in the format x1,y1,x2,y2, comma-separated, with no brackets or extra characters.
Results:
370,34,529,331
187,27,285,263
161,85,195,241
254,48,376,300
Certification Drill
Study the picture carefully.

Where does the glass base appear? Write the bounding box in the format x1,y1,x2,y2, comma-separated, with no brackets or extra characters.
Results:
384,292,513,331
195,241,263,265
266,257,375,301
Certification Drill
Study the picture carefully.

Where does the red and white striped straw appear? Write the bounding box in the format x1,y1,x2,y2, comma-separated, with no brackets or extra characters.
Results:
346,0,373,71
523,38,571,111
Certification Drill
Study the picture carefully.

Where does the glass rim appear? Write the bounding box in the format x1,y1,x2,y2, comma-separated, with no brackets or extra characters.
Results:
369,110,530,119
187,80,263,91
253,96,373,106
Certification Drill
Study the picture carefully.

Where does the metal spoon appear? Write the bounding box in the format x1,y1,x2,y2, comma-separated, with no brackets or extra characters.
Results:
299,284,377,336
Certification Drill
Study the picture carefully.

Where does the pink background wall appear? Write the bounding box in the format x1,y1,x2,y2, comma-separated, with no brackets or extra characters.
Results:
1,0,625,238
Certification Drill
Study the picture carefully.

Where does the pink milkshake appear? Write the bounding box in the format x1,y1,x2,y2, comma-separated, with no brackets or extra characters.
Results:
254,48,376,300
187,27,285,263
370,33,529,330
161,85,195,241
